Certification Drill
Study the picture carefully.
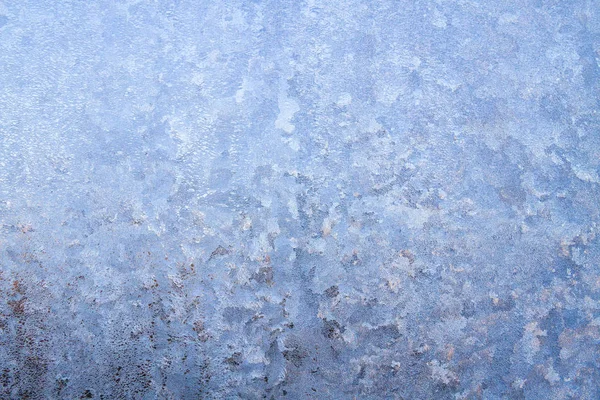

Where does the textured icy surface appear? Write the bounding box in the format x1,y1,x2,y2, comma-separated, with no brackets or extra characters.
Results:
1,0,600,399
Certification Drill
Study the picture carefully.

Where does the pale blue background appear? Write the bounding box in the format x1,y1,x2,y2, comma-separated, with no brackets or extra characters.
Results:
0,0,599,398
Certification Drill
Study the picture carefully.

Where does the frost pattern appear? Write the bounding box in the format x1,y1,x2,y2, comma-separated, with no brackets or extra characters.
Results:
0,0,599,399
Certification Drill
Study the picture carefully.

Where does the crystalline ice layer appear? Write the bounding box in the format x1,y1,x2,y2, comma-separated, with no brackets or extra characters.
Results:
0,0,599,398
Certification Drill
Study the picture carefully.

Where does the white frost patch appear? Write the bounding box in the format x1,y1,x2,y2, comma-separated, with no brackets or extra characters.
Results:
375,83,403,106
572,165,600,183
409,56,421,70
499,13,518,25
436,77,462,92
366,118,383,133
241,215,252,231
431,8,447,29
283,136,300,151
389,204,433,229
275,95,299,133
322,217,333,236
307,237,326,254
245,346,268,364
235,77,249,103
512,378,527,390
521,321,546,364
428,360,458,386
191,72,204,86
336,92,352,107
288,198,299,219
544,363,561,385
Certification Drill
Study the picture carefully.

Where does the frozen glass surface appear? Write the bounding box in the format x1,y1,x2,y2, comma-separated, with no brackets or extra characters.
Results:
0,0,599,398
